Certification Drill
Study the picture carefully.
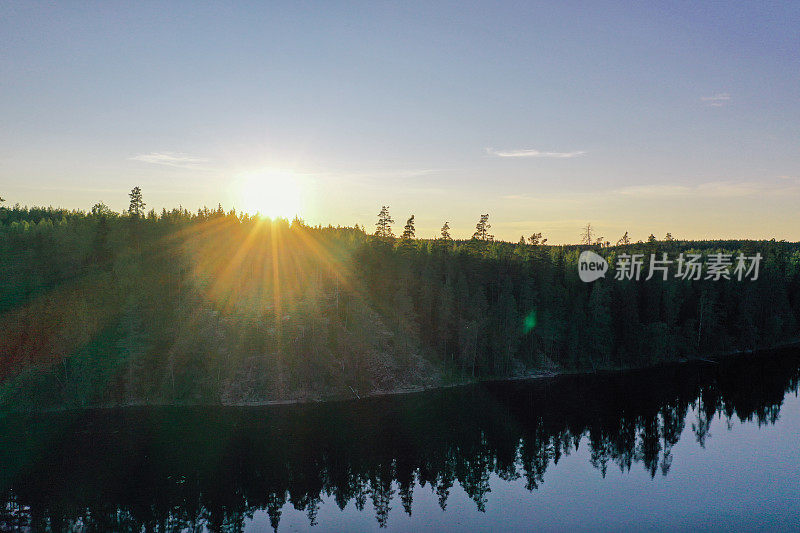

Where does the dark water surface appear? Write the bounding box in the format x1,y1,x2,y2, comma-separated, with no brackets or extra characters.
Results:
2,347,800,532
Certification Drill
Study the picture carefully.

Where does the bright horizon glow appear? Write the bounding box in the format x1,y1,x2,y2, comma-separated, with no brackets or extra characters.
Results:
236,171,303,220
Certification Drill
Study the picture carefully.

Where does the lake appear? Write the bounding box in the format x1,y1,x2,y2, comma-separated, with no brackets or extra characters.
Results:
1,346,799,531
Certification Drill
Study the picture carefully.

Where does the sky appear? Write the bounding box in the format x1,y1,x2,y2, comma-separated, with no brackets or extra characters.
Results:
1,1,799,244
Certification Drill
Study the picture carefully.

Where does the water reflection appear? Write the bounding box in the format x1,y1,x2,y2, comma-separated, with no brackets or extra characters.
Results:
1,348,799,531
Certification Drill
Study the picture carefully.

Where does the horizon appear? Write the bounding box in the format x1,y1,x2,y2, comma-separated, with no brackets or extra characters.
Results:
4,193,800,246
2,2,799,243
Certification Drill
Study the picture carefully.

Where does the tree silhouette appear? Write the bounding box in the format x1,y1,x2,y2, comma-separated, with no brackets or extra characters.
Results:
375,206,394,238
128,187,145,218
580,223,594,245
472,214,492,241
401,215,415,240
616,231,631,246
528,232,547,246
91,202,113,218
440,221,452,240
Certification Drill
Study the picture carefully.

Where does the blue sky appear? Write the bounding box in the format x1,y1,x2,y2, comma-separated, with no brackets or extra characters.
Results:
2,1,799,242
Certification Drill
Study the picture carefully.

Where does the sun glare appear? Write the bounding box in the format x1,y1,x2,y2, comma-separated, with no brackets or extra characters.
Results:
237,171,303,219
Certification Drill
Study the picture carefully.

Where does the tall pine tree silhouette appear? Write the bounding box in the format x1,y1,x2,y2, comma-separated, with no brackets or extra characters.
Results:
375,206,394,238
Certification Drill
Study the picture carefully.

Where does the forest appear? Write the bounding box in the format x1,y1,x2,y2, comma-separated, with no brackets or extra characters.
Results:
1,195,800,408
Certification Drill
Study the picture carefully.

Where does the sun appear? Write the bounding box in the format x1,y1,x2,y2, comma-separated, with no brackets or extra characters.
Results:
237,171,303,219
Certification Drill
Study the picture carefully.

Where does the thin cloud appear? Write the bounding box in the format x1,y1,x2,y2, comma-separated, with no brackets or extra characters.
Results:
129,152,210,169
486,147,586,158
701,93,731,107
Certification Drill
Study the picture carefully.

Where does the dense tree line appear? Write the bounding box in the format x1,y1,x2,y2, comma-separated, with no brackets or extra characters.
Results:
354,232,800,377
1,198,799,407
0,348,797,531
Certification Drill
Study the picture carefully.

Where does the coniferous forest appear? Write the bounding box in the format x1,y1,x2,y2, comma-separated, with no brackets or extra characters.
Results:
1,198,799,408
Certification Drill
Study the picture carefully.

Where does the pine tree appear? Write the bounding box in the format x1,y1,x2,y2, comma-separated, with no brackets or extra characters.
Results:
401,215,415,240
128,186,145,218
528,232,547,246
375,206,394,238
518,236,526,245
472,214,492,241
440,221,452,240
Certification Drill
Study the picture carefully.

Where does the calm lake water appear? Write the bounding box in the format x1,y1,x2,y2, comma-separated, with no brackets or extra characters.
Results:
2,347,800,532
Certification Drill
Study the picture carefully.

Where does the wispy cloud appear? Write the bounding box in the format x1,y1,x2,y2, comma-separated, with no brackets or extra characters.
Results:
701,93,731,107
486,147,586,159
129,152,210,169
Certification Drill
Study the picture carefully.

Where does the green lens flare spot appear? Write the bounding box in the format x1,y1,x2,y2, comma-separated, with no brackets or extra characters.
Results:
523,309,537,333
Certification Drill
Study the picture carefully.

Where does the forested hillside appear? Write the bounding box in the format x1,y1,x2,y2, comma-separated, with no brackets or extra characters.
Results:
1,202,799,408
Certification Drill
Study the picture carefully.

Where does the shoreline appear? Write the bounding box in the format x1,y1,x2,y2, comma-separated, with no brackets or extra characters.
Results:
4,339,799,415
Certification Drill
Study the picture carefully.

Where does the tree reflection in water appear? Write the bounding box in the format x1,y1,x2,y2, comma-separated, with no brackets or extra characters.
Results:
1,348,798,531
